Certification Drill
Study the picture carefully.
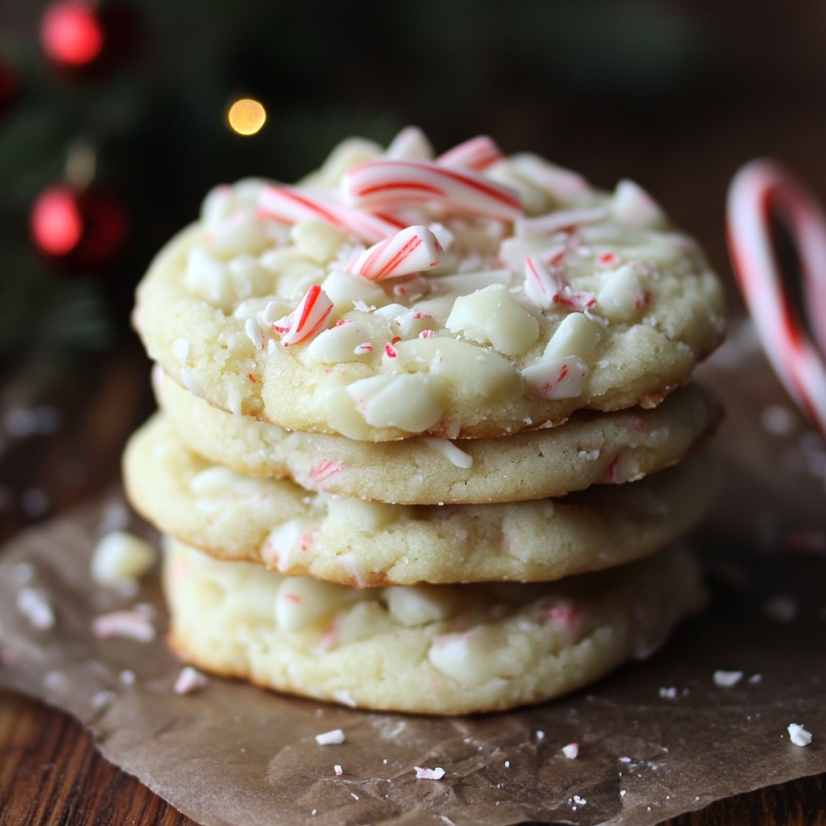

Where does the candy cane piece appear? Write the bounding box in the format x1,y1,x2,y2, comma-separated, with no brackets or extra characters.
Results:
516,207,607,238
346,225,442,281
279,285,334,346
258,185,403,243
437,135,503,172
727,159,826,433
386,126,434,161
344,160,522,221
523,255,596,312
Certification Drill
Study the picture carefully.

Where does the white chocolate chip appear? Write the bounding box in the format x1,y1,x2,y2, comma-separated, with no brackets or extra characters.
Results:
261,519,311,572
611,179,667,229
305,323,371,364
291,220,346,263
542,313,602,362
186,247,232,309
91,531,156,590
321,270,387,309
275,576,353,632
346,373,443,433
446,284,539,356
422,438,473,469
428,626,520,684
384,586,457,626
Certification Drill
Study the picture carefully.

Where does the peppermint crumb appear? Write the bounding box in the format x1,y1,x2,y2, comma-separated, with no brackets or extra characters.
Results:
504,760,510,768
91,690,114,710
17,588,54,630
119,669,136,686
350,793,359,801
174,666,208,695
749,673,763,684
315,728,346,746
382,758,388,765
414,766,445,781
92,609,155,642
535,730,545,742
562,742,579,760
763,595,798,623
311,810,317,816
713,670,743,688
659,686,678,700
620,789,627,798
333,764,343,776
788,723,813,747
572,794,587,808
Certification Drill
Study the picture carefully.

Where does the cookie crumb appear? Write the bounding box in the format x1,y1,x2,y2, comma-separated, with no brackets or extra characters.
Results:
415,766,445,781
713,670,743,688
562,742,579,760
17,588,54,630
788,723,813,747
333,764,343,776
315,728,346,746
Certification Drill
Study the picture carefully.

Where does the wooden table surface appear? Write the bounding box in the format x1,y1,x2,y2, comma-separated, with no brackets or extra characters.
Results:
2,349,826,826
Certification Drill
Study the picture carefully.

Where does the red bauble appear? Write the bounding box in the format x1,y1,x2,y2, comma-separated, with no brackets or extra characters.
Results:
31,185,128,271
40,2,104,69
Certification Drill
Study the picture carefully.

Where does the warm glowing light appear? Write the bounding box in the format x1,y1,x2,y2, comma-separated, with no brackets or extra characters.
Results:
227,98,267,136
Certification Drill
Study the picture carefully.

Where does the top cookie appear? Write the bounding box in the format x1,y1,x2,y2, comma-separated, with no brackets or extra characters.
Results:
135,129,725,441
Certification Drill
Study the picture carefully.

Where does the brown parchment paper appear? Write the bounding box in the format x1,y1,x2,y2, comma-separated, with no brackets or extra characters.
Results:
2,319,826,826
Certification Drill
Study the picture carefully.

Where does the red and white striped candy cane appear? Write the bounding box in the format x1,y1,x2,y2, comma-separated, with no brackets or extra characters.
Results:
347,225,442,281
727,159,826,433
278,285,334,346
344,160,522,221
437,135,503,172
258,185,404,243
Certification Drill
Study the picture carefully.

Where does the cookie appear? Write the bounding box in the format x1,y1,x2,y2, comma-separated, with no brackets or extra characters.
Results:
125,415,714,586
133,134,725,442
165,539,705,714
155,367,719,505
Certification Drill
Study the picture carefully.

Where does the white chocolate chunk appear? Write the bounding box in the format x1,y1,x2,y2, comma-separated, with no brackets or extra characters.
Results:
305,323,371,364
428,626,519,684
422,438,473,469
324,496,400,532
597,265,648,322
611,180,667,229
384,586,456,626
275,576,353,632
261,519,311,572
391,337,519,401
542,313,602,362
92,531,156,590
185,247,232,309
446,284,539,356
209,210,270,257
522,355,588,400
321,270,387,309
291,220,345,263
315,728,346,746
347,374,443,433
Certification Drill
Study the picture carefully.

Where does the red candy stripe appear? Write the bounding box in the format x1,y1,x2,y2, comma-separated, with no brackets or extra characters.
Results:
347,225,442,281
279,285,334,346
437,135,503,172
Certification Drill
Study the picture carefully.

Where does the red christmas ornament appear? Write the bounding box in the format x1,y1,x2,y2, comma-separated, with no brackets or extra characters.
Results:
40,2,104,69
31,185,128,270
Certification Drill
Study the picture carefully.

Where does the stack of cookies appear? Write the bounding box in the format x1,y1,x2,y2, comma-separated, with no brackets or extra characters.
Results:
125,129,725,714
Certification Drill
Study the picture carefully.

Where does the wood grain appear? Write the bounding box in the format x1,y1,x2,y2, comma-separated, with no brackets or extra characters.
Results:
1,347,825,826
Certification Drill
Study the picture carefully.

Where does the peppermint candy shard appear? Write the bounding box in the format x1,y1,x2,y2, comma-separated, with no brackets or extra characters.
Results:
344,160,523,221
347,225,443,281
523,255,564,309
279,285,334,346
386,126,434,162
437,135,503,171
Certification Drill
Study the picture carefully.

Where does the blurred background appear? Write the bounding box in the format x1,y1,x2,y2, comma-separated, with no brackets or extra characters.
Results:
1,0,825,537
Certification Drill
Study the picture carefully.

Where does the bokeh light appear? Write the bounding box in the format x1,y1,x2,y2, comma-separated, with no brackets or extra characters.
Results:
226,98,267,136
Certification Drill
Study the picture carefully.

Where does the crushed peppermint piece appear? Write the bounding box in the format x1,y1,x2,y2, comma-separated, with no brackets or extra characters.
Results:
749,673,763,684
91,690,114,710
763,594,798,623
334,764,344,776
562,743,579,760
315,728,346,746
17,588,55,630
353,341,374,355
350,792,359,800
422,438,473,469
119,669,136,686
788,723,813,747
92,609,155,643
174,666,209,695
659,686,678,700
504,760,511,768
414,766,446,781
713,670,743,688
571,794,587,808
535,730,545,742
